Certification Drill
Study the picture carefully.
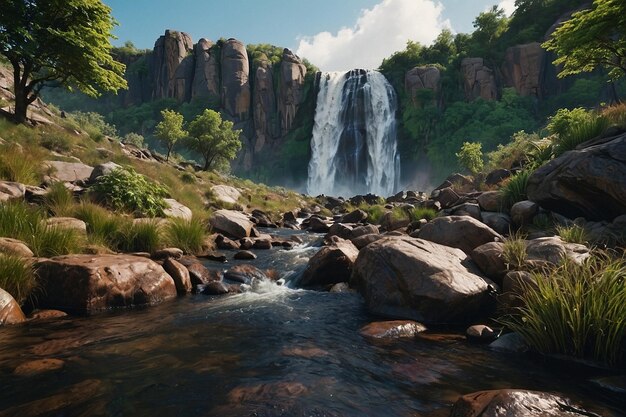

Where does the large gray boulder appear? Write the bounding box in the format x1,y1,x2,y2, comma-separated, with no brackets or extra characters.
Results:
0,237,33,257
450,389,601,417
209,209,254,239
34,255,177,313
351,236,496,325
418,215,502,255
527,133,626,221
44,160,93,182
300,238,359,287
0,181,26,202
163,198,192,221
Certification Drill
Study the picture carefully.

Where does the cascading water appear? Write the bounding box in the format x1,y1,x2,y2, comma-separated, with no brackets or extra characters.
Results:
307,69,400,197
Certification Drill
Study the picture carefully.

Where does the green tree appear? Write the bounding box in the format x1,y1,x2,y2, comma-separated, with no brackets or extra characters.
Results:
543,0,626,80
456,142,484,175
187,109,242,171
154,110,187,161
0,0,127,123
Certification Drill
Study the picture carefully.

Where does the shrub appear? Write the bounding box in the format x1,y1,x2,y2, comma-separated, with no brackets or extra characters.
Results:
122,132,145,148
499,170,532,210
164,217,206,254
0,254,35,305
547,107,594,137
40,133,72,153
500,254,626,366
30,225,83,257
44,182,75,216
601,102,626,127
90,168,168,217
556,224,589,245
553,116,609,156
362,205,386,224
180,172,196,184
408,207,437,222
456,141,484,175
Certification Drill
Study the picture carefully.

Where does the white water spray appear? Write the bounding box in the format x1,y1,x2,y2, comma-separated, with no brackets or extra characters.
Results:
307,70,400,197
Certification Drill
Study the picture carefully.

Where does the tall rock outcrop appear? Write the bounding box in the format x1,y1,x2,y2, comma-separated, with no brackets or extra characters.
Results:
151,30,194,100
220,38,251,122
191,38,220,100
461,58,498,101
253,59,277,153
405,65,441,106
501,43,544,97
278,49,307,134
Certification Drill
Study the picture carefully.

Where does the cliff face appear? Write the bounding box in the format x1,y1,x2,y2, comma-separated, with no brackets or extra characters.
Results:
116,30,310,173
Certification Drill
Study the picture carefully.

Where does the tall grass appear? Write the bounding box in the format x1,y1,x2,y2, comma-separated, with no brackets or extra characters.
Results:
44,182,76,216
502,232,527,270
500,254,626,366
556,224,589,245
164,217,207,254
0,201,82,257
408,207,437,222
72,201,125,248
0,143,41,185
358,204,386,225
499,170,531,210
117,219,163,254
0,254,35,305
553,116,609,157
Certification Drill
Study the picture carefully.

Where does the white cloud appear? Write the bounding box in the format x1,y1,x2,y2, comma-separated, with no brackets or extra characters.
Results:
295,0,451,72
497,0,516,16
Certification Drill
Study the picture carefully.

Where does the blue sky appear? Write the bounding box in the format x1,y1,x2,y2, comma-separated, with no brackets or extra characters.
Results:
104,0,515,71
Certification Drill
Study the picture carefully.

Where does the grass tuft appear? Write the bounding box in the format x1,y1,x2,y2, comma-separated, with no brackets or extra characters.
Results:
164,217,207,254
556,224,589,245
553,116,609,157
499,170,531,210
44,182,76,216
117,219,163,254
502,232,527,271
0,254,35,305
408,207,437,222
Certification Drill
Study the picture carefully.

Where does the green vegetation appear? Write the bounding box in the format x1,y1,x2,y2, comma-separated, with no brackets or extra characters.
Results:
502,232,528,270
91,168,168,217
0,142,43,185
501,254,626,366
456,142,484,175
553,116,609,156
556,224,589,244
0,254,35,305
164,217,207,255
0,0,126,123
499,170,532,210
117,220,163,254
187,109,242,171
122,132,145,148
44,182,76,217
543,0,626,81
154,110,187,161
408,207,438,222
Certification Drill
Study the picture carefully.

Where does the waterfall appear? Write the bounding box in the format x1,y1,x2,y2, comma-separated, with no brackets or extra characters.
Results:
307,69,400,197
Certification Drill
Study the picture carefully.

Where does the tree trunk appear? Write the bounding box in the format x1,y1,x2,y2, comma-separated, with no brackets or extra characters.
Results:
12,85,28,124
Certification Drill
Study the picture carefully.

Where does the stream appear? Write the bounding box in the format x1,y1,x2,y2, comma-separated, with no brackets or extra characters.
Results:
0,229,623,416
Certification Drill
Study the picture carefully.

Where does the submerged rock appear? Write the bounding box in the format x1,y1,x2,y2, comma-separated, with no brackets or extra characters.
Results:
360,320,427,340
300,237,359,287
351,236,496,325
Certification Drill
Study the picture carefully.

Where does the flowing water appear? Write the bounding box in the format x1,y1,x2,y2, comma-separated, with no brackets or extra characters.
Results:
307,70,400,197
0,230,623,416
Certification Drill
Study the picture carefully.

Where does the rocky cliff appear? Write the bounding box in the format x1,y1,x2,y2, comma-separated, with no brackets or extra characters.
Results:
116,30,311,173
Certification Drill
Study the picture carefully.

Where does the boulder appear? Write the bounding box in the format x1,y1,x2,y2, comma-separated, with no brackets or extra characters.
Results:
350,224,379,239
308,216,331,233
163,198,192,221
432,187,459,208
327,222,353,239
527,133,626,221
300,238,359,287
525,236,589,267
460,57,498,101
351,233,384,249
465,324,498,343
0,181,26,202
224,264,268,284
210,185,241,205
450,389,600,417
501,43,544,97
340,209,368,224
405,65,441,106
88,162,122,183
252,238,272,250
210,209,254,239
500,270,536,311
0,288,26,325
215,234,240,250
484,168,511,186
418,215,502,255
234,250,257,260
489,332,529,353
510,200,539,226
44,161,93,183
202,280,230,295
180,259,220,286
45,217,87,234
351,236,496,324
471,242,507,282
481,212,512,235
477,191,501,212
221,38,250,121
162,258,192,295
359,320,427,340
34,255,177,312
152,247,183,260
451,202,482,220
380,212,410,232
251,209,275,228
0,237,33,257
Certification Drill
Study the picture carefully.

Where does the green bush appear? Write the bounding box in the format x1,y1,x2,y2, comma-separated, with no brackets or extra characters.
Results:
72,201,126,249
547,107,594,137
180,172,196,184
553,116,609,156
40,133,72,153
165,217,206,254
0,254,35,305
122,132,144,148
408,207,437,222
90,168,168,217
501,254,626,366
456,141,484,175
499,170,532,210
359,204,386,225
117,219,163,253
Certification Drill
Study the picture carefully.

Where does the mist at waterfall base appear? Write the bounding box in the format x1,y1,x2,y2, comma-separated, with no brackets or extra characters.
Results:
307,70,401,198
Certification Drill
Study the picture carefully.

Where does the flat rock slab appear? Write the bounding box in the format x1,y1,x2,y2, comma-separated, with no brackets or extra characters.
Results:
13,358,65,376
360,320,427,340
163,198,192,221
34,254,177,313
44,161,93,183
211,185,241,205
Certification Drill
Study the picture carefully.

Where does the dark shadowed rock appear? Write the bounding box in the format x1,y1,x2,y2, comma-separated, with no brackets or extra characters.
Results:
351,233,384,249
527,133,626,221
477,191,501,212
351,236,496,325
162,258,192,295
471,242,507,283
234,250,257,260
278,49,306,133
450,389,600,417
340,209,368,224
501,42,544,97
180,259,221,286
485,168,511,185
418,215,502,255
34,255,177,312
202,281,230,295
510,200,539,226
481,212,512,235
300,238,359,287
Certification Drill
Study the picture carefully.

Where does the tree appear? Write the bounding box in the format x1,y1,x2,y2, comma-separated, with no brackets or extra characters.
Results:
456,142,484,175
154,110,186,161
0,0,127,123
187,109,242,171
543,0,626,80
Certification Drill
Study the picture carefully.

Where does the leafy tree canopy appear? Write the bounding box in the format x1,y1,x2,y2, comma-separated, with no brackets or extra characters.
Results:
0,0,127,123
154,109,187,161
187,109,242,171
543,0,626,80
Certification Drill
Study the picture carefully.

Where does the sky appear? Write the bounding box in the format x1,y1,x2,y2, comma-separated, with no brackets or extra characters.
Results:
104,0,516,71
